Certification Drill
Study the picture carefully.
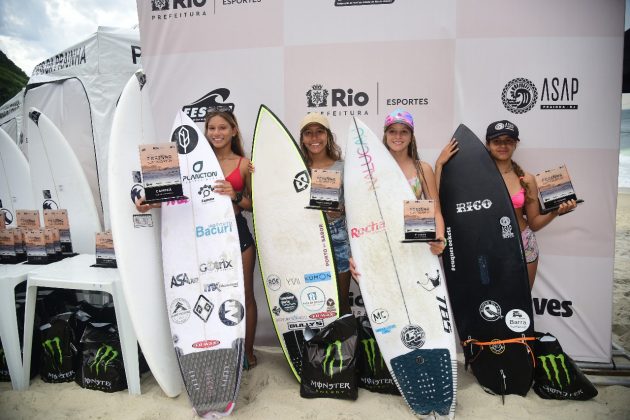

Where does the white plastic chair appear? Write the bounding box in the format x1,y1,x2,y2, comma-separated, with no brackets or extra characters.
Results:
21,254,141,394
0,263,39,390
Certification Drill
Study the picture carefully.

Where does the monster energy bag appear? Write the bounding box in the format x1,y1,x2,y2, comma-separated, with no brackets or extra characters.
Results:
532,332,597,400
0,343,10,381
77,322,127,393
356,316,400,395
40,312,77,383
300,314,358,400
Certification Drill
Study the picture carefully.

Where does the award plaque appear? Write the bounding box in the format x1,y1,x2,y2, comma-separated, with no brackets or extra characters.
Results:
535,164,581,213
307,168,341,210
139,143,185,203
44,209,74,255
0,229,17,263
44,228,61,262
16,209,41,229
94,231,117,268
403,199,436,242
13,228,26,262
25,228,48,264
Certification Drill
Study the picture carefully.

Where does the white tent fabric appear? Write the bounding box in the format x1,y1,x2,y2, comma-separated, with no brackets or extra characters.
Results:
0,88,25,147
23,26,142,229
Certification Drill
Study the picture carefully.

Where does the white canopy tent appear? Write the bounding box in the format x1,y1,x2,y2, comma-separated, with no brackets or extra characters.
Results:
0,88,25,147
23,26,142,228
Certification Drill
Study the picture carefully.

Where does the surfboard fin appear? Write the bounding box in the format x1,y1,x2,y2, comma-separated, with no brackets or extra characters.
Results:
500,369,507,404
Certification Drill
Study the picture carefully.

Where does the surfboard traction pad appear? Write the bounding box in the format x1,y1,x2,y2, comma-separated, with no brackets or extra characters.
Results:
390,349,456,416
175,338,244,416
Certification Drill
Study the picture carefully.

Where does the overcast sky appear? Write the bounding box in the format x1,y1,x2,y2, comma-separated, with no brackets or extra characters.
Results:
0,1,629,77
0,0,137,75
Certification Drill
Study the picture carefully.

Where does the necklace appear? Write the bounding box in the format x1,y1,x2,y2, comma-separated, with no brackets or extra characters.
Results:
501,167,513,175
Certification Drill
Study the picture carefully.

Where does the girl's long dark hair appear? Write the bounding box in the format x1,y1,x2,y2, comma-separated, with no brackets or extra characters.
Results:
510,159,531,205
204,110,245,157
300,125,342,168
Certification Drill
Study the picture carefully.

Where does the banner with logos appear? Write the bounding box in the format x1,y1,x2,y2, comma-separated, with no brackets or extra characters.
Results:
136,0,624,363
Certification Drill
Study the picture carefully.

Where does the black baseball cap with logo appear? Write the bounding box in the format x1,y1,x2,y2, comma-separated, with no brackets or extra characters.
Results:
486,120,520,141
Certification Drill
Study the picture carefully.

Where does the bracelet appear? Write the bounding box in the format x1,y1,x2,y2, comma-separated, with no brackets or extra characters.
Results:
232,191,243,204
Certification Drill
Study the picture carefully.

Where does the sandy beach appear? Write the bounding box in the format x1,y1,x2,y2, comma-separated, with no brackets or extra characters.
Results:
1,193,629,420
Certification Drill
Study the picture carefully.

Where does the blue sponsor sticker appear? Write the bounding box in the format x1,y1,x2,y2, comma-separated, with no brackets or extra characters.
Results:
375,324,396,335
304,271,332,283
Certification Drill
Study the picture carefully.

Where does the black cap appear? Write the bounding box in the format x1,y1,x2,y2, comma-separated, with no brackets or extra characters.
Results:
486,120,519,141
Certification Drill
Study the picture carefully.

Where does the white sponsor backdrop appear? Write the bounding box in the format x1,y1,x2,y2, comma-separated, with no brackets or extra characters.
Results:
136,0,624,363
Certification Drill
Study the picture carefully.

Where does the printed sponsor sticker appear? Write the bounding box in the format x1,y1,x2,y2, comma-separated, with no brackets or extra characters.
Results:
219,300,245,326
267,274,281,291
479,300,502,321
309,311,337,320
370,308,389,324
169,298,191,324
133,214,154,228
300,286,326,312
193,295,214,322
192,340,220,349
279,292,298,313
400,324,426,349
505,309,531,333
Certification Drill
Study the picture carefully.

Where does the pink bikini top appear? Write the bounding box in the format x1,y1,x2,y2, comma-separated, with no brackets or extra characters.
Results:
225,157,244,192
510,176,526,209
511,188,525,209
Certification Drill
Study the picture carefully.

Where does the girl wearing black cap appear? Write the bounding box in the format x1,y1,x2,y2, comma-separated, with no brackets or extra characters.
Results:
435,120,577,289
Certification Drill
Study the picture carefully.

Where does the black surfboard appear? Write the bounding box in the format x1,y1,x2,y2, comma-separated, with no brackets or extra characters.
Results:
439,124,535,396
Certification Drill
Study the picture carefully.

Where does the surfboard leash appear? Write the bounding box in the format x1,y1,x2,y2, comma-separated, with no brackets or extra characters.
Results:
462,336,537,368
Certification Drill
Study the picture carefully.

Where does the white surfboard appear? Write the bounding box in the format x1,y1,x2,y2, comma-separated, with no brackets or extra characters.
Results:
251,105,340,381
26,107,101,252
161,111,246,417
0,128,34,227
108,70,183,398
344,117,457,418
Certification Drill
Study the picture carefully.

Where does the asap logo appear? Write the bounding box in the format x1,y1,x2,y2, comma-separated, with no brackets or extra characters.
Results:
455,199,492,214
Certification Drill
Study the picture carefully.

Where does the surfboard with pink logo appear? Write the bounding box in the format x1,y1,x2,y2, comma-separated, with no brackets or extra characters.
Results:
161,111,246,417
344,117,457,418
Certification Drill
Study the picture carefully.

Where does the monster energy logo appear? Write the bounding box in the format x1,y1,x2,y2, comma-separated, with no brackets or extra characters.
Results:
361,338,385,375
322,340,343,377
538,353,570,389
90,344,119,375
42,337,63,371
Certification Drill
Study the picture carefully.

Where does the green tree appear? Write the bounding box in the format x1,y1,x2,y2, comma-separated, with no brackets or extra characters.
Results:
0,50,28,105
